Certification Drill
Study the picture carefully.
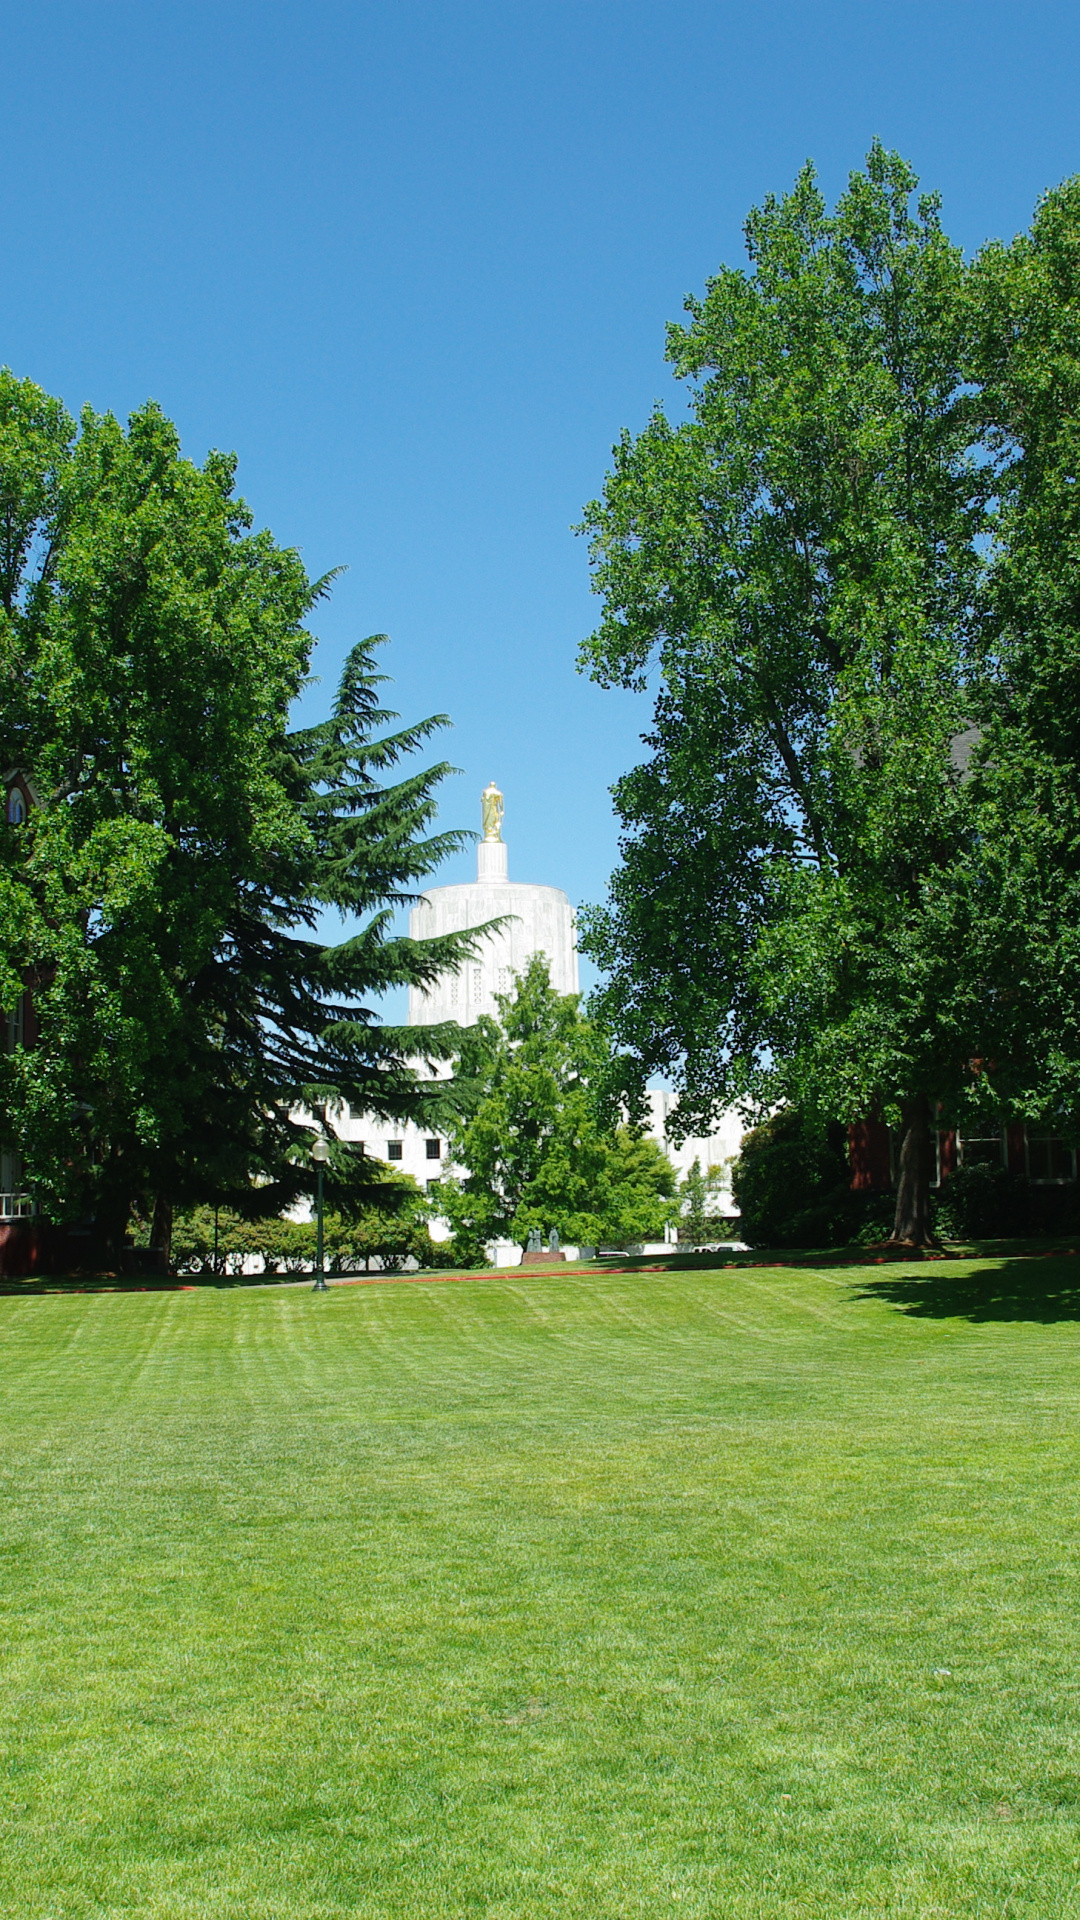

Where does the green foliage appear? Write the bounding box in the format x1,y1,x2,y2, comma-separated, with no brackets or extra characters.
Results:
171,1208,313,1277
441,954,677,1251
732,1108,893,1249
427,1212,491,1271
931,1164,1080,1242
953,177,1080,1139
0,376,483,1254
578,146,1010,1242
931,1165,1021,1242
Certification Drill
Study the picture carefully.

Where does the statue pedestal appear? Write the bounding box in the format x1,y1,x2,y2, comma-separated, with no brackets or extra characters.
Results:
477,840,508,883
521,1249,563,1266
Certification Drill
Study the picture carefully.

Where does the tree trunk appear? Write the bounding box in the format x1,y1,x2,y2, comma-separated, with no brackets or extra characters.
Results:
150,1192,174,1267
890,1097,938,1247
93,1188,133,1272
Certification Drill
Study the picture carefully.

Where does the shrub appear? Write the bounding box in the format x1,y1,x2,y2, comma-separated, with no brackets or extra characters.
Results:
731,1109,891,1248
171,1208,314,1275
324,1210,438,1274
932,1164,1080,1240
171,1204,439,1276
438,1228,492,1271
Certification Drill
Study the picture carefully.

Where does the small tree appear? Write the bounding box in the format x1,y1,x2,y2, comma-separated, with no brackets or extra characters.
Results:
678,1157,730,1243
441,955,677,1254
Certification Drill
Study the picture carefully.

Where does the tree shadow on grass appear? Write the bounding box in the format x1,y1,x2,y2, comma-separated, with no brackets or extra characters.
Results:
0,1272,273,1297
854,1255,1080,1323
0,1267,491,1297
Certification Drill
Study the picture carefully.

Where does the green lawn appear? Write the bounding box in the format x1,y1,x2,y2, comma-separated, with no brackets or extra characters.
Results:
2,1257,1080,1918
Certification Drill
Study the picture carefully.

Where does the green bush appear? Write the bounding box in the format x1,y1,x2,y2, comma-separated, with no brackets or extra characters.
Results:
933,1163,1020,1238
171,1205,439,1276
437,1229,492,1271
731,1113,1080,1250
171,1209,313,1276
325,1210,439,1274
932,1163,1080,1240
732,1109,892,1248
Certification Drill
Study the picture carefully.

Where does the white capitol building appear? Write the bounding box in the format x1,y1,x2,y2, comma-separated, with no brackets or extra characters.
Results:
407,782,579,1026
333,783,740,1237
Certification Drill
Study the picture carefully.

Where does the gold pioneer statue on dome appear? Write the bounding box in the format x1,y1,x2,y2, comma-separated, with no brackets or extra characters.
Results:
481,780,504,843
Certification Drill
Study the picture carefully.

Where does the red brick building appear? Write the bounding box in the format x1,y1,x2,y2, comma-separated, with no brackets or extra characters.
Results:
849,1115,1076,1193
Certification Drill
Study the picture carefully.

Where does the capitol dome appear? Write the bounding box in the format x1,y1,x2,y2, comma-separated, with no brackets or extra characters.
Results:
408,783,578,1026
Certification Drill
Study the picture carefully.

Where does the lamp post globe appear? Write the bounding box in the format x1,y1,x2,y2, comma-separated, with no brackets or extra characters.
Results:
311,1133,331,1292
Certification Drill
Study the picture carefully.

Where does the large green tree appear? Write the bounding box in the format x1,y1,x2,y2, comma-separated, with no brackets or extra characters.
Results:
0,376,480,1259
957,177,1080,1142
579,145,1009,1245
440,954,677,1256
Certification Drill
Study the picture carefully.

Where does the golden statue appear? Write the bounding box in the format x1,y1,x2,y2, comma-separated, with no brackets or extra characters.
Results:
481,780,504,842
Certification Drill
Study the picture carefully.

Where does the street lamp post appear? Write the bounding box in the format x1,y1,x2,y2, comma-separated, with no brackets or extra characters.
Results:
311,1132,330,1292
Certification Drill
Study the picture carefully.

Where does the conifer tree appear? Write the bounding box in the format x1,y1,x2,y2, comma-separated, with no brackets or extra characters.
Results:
0,377,481,1258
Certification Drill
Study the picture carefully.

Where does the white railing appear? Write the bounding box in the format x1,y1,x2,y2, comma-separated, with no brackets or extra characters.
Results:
0,1192,34,1220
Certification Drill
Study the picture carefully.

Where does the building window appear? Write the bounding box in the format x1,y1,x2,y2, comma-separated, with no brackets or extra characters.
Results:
958,1129,1005,1169
6,790,24,826
0,1151,31,1217
425,1138,441,1160
450,978,459,1007
387,1140,403,1161
1026,1132,1076,1183
472,966,482,998
425,1178,441,1196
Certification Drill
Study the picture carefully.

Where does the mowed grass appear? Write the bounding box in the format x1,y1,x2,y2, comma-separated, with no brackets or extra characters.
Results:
2,1260,1080,1917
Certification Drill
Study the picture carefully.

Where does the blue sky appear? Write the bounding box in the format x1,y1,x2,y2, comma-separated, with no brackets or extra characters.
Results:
3,0,1079,998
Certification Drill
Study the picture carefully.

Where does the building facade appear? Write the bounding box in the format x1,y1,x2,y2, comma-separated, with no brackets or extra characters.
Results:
335,783,580,1204
337,784,737,1245
850,1115,1078,1194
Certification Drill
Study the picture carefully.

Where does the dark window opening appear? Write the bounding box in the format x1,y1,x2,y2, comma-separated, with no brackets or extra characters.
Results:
425,1138,441,1160
387,1140,403,1161
959,1131,1005,1169
1027,1134,1076,1183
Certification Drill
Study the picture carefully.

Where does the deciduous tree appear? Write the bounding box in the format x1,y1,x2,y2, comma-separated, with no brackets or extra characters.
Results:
440,954,676,1254
960,177,1080,1142
579,146,1000,1245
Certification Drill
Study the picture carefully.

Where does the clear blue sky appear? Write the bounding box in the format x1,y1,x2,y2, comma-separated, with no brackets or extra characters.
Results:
3,0,1078,996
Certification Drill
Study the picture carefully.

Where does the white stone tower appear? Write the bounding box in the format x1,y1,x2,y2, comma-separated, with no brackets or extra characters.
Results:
408,781,579,1026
